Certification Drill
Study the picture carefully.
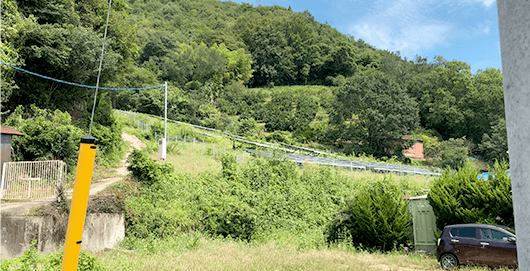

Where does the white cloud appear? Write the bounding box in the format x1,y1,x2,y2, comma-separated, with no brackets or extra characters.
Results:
481,25,490,35
471,0,496,8
346,0,493,59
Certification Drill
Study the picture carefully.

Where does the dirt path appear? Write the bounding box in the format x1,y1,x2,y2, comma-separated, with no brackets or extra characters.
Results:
89,133,145,195
1,133,145,215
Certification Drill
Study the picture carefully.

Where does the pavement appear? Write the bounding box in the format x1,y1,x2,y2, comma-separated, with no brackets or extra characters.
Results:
0,133,145,217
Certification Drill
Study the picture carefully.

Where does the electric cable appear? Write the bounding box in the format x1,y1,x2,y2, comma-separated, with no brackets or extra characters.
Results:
0,61,164,91
88,0,112,136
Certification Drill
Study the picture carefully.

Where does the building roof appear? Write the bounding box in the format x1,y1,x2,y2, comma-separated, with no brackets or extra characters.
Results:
0,127,24,136
403,194,428,200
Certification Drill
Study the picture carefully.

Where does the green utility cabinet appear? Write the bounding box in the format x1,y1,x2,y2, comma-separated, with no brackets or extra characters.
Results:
408,195,437,253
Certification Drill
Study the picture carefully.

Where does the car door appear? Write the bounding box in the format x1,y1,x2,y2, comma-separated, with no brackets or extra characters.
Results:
479,228,517,267
451,227,482,264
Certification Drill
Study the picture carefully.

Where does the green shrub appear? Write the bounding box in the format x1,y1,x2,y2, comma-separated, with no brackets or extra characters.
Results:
124,149,422,248
428,162,513,230
326,180,411,251
6,105,84,172
221,154,238,181
127,150,174,185
0,241,104,271
424,137,468,170
91,122,125,167
197,193,256,241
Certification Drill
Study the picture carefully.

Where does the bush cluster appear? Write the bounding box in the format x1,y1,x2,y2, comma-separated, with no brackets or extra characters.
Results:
5,105,125,171
428,161,513,230
125,150,417,250
326,180,411,251
5,105,84,172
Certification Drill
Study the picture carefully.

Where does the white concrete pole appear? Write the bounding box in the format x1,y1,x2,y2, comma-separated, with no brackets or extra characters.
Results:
162,82,168,160
497,1,530,270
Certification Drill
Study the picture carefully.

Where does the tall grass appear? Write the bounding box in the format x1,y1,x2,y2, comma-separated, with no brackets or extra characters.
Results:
96,235,503,271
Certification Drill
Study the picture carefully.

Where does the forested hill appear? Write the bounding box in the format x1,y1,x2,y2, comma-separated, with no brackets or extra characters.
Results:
129,0,371,87
1,0,507,167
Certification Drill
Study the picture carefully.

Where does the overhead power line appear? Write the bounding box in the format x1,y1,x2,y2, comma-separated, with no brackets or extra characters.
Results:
0,61,164,91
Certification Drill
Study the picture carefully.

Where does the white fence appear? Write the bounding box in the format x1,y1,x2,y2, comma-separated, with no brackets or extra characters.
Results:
1,160,67,200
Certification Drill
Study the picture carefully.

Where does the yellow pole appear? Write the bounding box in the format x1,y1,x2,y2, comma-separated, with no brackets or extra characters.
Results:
61,135,98,271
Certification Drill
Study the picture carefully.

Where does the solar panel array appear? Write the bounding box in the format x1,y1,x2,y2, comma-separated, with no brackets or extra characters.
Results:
243,149,441,176
118,110,441,177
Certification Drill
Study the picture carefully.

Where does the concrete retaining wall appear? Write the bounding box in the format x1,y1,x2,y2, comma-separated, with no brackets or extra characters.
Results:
0,213,125,259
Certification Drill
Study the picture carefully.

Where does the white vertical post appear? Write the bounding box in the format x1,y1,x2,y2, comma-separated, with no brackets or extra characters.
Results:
162,82,168,160
1,163,7,200
497,2,530,269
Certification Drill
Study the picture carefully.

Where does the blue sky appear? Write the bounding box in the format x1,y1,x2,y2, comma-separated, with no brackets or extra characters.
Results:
224,0,501,74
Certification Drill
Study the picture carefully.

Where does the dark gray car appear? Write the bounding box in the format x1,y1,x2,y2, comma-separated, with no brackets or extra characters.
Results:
436,224,517,270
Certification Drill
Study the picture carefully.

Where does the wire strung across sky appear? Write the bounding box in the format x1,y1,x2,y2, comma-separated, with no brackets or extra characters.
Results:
0,61,164,91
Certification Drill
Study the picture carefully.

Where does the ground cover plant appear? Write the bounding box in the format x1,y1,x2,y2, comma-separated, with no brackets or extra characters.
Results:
0,241,104,271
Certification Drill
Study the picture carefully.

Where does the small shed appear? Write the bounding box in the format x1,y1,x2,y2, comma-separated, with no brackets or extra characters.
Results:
1,127,24,177
404,194,438,253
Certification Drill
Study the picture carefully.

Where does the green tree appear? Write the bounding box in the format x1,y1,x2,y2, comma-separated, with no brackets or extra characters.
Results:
262,91,318,132
213,43,254,84
332,71,419,158
479,118,509,165
237,117,260,137
160,42,227,104
424,137,468,170
461,68,505,144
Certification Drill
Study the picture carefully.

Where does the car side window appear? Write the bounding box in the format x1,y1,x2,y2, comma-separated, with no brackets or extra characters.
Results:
451,227,476,238
480,228,511,242
491,229,510,241
458,227,477,238
480,228,492,239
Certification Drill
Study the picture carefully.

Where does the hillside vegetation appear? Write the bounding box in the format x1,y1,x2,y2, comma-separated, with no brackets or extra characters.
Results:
0,111,512,270
2,0,507,169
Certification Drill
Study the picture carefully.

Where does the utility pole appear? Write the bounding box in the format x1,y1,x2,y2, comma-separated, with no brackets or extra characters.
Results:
162,81,167,160
497,1,530,270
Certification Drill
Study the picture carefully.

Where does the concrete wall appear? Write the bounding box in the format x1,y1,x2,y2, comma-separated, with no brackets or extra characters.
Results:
0,213,125,259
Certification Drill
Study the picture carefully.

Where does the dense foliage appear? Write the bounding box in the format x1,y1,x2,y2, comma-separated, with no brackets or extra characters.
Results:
332,71,419,158
5,105,124,168
122,0,507,164
428,162,513,230
5,106,84,171
125,149,420,249
326,180,411,251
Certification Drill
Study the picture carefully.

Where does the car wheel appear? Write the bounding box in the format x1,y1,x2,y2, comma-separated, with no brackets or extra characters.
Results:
440,253,459,270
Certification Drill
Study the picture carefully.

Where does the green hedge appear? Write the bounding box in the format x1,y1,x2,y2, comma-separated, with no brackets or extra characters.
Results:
428,162,513,230
326,180,411,251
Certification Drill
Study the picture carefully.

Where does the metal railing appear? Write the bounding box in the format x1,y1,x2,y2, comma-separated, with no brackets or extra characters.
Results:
118,110,442,177
1,160,67,199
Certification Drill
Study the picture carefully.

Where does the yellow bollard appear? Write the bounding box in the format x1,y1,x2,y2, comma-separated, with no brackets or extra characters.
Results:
61,136,98,271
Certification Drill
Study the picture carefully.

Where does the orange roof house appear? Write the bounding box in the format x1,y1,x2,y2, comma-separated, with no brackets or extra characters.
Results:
402,136,424,159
